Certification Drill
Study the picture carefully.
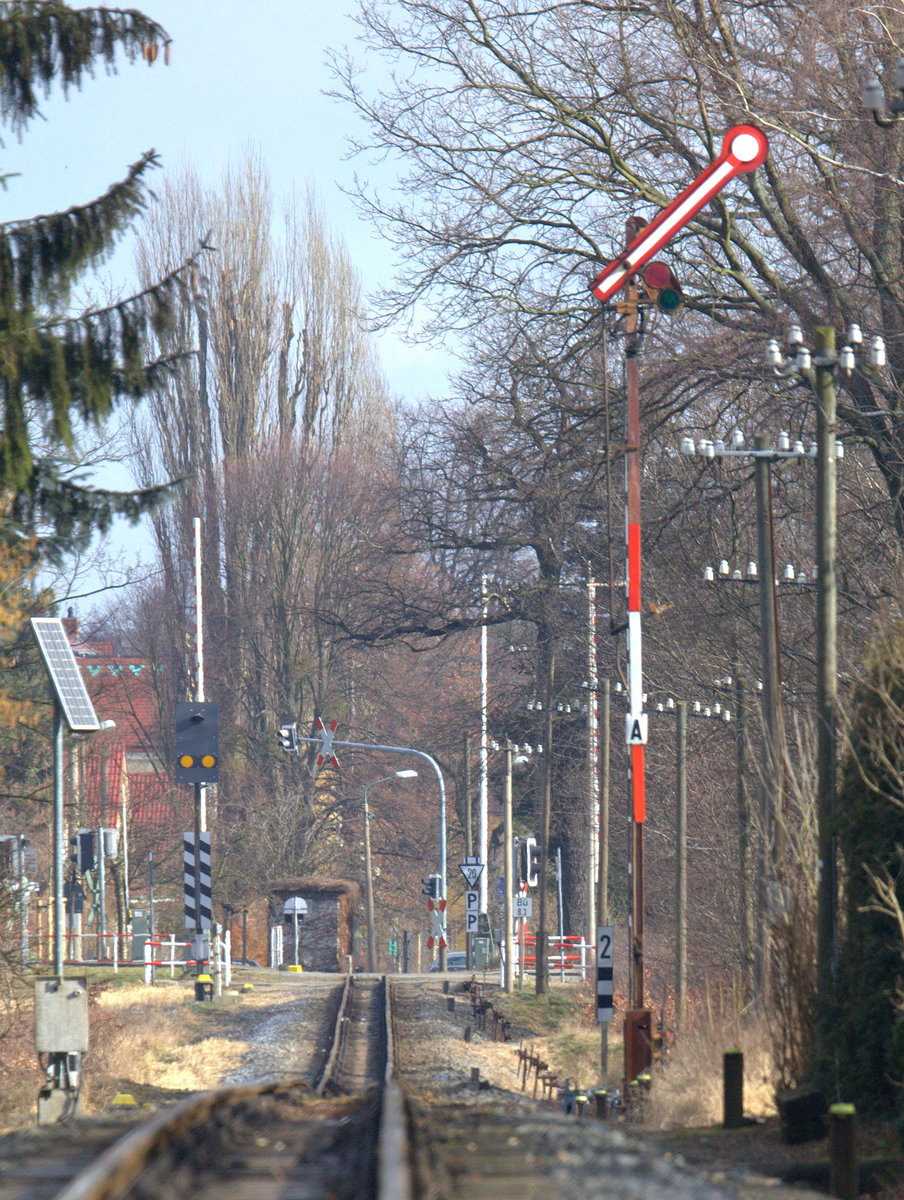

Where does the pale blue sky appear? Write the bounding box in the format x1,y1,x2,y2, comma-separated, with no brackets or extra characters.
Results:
8,1,447,397
11,2,453,603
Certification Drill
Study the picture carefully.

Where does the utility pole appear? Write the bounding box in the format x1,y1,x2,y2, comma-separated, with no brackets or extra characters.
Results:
479,575,489,914
193,516,205,960
536,637,555,995
753,435,783,998
464,731,473,970
364,787,377,972
814,326,838,1021
675,701,687,1028
734,671,755,999
598,677,610,1078
586,576,600,960
504,740,514,993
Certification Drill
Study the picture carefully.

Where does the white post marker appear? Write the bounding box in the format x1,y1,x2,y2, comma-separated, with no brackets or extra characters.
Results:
514,894,533,920
590,125,769,303
465,889,480,933
596,925,614,1023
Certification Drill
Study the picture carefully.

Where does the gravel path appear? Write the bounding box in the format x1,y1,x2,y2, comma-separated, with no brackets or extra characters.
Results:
218,974,342,1086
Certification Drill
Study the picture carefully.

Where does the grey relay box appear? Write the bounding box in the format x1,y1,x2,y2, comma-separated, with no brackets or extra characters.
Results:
34,977,88,1053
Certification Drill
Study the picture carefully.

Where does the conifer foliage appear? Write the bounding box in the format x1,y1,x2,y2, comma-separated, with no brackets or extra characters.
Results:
0,3,204,558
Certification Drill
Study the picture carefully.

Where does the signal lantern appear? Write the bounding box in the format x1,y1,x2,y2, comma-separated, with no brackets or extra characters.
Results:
642,260,684,313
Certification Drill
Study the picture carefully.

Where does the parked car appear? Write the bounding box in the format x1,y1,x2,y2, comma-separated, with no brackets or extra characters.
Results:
428,950,468,971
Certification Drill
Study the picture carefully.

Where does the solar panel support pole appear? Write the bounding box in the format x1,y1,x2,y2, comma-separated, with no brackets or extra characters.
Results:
193,517,207,965
53,700,65,979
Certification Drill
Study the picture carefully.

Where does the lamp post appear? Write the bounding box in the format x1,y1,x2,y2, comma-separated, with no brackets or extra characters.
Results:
287,730,449,968
363,770,418,972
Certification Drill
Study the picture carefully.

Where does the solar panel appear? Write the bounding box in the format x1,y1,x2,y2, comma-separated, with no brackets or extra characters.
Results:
31,618,99,732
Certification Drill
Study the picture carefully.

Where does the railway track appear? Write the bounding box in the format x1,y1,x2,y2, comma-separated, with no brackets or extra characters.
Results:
0,974,824,1200
45,973,394,1200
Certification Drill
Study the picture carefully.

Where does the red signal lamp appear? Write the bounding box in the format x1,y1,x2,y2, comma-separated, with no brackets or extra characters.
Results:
642,261,683,313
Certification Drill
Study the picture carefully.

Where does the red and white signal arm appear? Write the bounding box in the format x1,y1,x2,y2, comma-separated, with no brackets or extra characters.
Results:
590,125,769,303
314,716,340,769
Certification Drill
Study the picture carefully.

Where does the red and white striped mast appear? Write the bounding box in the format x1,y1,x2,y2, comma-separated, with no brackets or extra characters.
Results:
589,123,769,1024
622,229,647,1010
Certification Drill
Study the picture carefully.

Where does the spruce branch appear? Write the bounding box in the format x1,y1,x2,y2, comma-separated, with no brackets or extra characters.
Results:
0,2,170,134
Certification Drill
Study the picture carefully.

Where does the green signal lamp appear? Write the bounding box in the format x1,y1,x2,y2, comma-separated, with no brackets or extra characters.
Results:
642,260,684,313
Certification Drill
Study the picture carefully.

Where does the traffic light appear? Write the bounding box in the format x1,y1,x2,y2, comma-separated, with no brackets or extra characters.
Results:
175,701,219,784
73,829,95,874
421,873,440,899
277,722,298,754
641,260,684,313
522,836,539,888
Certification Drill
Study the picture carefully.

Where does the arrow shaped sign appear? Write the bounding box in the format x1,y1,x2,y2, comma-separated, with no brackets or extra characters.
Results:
590,124,769,303
313,716,340,769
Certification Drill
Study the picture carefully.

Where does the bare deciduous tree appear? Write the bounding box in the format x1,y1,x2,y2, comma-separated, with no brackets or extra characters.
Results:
336,0,904,534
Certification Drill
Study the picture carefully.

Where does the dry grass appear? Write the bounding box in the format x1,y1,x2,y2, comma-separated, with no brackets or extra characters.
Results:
493,979,776,1129
642,1013,776,1129
84,981,247,1104
0,970,290,1130
93,981,193,1009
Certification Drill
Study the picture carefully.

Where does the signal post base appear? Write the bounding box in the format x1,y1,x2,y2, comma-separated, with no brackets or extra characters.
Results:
623,1007,653,1091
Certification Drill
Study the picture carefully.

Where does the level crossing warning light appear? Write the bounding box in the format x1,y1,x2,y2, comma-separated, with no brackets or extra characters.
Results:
422,873,440,899
277,722,298,754
175,701,219,784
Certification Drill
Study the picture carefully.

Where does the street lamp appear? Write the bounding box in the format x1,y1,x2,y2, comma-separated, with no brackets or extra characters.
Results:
862,59,904,126
363,770,418,972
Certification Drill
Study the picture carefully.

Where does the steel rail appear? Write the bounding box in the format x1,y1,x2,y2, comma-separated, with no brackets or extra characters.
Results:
54,972,395,1200
314,967,355,1095
54,1076,313,1200
377,979,413,1200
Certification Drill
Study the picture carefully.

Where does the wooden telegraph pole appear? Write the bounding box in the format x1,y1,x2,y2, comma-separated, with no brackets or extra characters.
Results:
814,327,838,1025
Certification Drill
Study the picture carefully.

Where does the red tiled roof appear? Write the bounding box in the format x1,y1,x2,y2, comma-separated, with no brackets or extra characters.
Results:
128,773,190,831
79,659,163,749
81,741,127,828
62,622,193,838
